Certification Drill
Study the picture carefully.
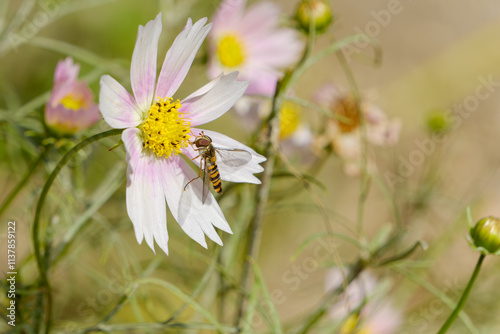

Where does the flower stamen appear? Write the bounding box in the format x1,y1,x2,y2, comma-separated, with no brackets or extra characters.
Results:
141,98,191,157
60,94,86,111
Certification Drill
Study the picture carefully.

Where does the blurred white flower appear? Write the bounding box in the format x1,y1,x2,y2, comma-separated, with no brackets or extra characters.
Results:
314,83,401,176
325,269,402,334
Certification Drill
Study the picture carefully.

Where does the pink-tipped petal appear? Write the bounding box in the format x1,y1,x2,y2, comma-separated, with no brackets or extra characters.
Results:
181,73,222,102
365,302,402,334
184,128,265,184
131,13,162,111
313,83,342,107
250,29,303,67
54,57,79,85
242,68,279,96
123,128,170,255
181,72,248,126
159,155,231,248
239,2,281,37
325,269,378,319
99,75,143,129
155,18,212,99
212,0,245,31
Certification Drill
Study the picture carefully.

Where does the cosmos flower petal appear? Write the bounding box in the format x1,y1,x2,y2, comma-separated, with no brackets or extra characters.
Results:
239,2,281,36
181,72,248,126
242,69,280,96
184,128,265,184
130,13,162,111
251,29,303,67
99,75,143,129
212,0,245,31
54,57,79,84
160,156,231,247
181,73,222,102
313,83,342,108
123,128,170,255
156,18,212,99
325,269,378,318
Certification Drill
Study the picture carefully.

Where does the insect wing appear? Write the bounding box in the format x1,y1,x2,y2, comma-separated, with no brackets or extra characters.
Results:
215,148,252,167
201,157,211,204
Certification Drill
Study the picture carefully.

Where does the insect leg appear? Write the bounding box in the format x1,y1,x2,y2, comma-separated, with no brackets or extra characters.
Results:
183,158,205,191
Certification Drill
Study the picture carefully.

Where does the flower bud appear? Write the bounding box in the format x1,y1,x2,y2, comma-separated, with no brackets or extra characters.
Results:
426,110,451,135
469,216,500,255
44,57,100,136
295,0,333,34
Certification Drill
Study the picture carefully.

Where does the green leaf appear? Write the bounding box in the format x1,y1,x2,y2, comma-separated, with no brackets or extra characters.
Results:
135,278,226,333
252,261,283,334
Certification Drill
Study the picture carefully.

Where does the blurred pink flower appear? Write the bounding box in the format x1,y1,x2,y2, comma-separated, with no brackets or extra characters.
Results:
99,14,265,255
44,57,100,136
208,0,303,96
314,83,401,176
325,269,402,334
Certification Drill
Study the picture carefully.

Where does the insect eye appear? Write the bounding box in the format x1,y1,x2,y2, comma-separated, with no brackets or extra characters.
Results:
198,139,210,146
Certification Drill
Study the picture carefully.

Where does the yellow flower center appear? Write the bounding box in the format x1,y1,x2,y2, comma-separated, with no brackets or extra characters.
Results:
217,33,246,67
140,98,191,158
60,94,85,111
280,102,300,139
339,314,371,334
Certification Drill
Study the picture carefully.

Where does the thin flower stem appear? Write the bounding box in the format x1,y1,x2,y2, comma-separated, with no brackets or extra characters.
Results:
32,129,122,334
0,148,47,217
234,18,318,326
234,74,288,327
437,254,486,334
374,241,426,267
235,24,366,330
332,36,371,240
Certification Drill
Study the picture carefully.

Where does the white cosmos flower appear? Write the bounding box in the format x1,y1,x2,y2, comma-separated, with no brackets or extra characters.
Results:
325,269,402,334
99,13,266,255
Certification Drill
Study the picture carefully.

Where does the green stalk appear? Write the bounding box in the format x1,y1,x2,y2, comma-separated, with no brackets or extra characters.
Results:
233,26,367,330
0,148,47,217
437,254,485,334
234,16,317,327
31,129,122,334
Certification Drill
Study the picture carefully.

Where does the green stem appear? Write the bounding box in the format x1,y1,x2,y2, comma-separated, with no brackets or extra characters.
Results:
31,129,122,334
234,18,318,327
437,254,485,334
0,148,47,217
333,36,371,239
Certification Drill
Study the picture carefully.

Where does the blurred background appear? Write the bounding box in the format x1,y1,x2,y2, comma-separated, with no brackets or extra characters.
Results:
1,0,500,333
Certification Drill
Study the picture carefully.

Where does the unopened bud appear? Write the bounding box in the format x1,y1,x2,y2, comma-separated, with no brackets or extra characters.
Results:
468,216,500,255
426,110,451,135
295,0,333,34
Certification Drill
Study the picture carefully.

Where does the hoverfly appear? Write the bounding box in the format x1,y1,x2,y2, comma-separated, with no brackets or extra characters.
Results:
184,132,252,204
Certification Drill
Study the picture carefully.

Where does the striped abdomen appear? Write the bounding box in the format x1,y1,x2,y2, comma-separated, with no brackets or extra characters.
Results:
208,161,222,193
